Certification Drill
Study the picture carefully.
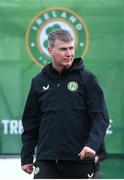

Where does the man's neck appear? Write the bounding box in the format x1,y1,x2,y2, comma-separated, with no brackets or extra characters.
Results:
52,62,67,73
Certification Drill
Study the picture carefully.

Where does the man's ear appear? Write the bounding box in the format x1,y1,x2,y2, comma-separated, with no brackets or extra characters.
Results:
48,47,52,56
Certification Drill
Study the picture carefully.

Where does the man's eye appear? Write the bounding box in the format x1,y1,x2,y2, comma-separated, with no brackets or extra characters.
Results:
60,48,67,51
60,47,74,51
69,47,74,50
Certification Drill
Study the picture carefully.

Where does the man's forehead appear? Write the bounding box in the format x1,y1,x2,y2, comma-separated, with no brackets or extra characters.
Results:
54,39,74,47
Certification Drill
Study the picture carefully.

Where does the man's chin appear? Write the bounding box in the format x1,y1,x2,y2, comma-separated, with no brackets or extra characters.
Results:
64,61,73,66
63,63,72,69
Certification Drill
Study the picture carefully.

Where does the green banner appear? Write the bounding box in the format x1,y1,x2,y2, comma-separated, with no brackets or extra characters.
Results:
0,0,124,156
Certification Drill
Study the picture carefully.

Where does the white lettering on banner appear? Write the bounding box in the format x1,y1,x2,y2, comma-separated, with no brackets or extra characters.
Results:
31,11,83,32
69,16,77,23
52,11,57,17
32,26,38,31
1,118,113,135
106,119,113,135
1,119,23,135
36,18,43,25
60,12,67,18
44,13,50,20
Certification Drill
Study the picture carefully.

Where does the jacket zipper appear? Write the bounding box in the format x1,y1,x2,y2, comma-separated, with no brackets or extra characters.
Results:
55,74,61,161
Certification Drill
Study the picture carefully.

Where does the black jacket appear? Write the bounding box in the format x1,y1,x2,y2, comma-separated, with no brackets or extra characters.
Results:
21,58,109,165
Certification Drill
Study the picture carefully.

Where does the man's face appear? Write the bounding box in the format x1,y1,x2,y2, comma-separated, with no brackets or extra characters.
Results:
48,39,75,69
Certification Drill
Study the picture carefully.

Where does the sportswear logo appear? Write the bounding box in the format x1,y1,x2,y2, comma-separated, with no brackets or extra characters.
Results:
34,166,40,175
43,84,49,91
67,81,78,91
87,172,94,178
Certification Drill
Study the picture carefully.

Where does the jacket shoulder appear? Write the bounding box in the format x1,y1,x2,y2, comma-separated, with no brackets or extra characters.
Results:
80,69,97,82
32,63,50,83
32,71,43,82
30,71,44,91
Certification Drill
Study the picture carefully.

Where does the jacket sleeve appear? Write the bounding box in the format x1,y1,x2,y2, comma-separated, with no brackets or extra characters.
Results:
96,142,107,161
84,73,109,152
21,79,40,166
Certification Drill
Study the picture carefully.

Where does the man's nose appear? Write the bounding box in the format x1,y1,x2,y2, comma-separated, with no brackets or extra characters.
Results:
66,49,72,56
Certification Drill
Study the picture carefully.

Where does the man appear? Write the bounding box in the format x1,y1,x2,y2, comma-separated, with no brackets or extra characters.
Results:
21,29,109,179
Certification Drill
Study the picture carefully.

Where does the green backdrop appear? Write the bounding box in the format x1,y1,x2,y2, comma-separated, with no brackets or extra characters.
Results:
0,0,124,178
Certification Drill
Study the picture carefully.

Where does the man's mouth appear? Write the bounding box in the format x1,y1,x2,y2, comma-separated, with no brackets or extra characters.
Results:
64,58,72,62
